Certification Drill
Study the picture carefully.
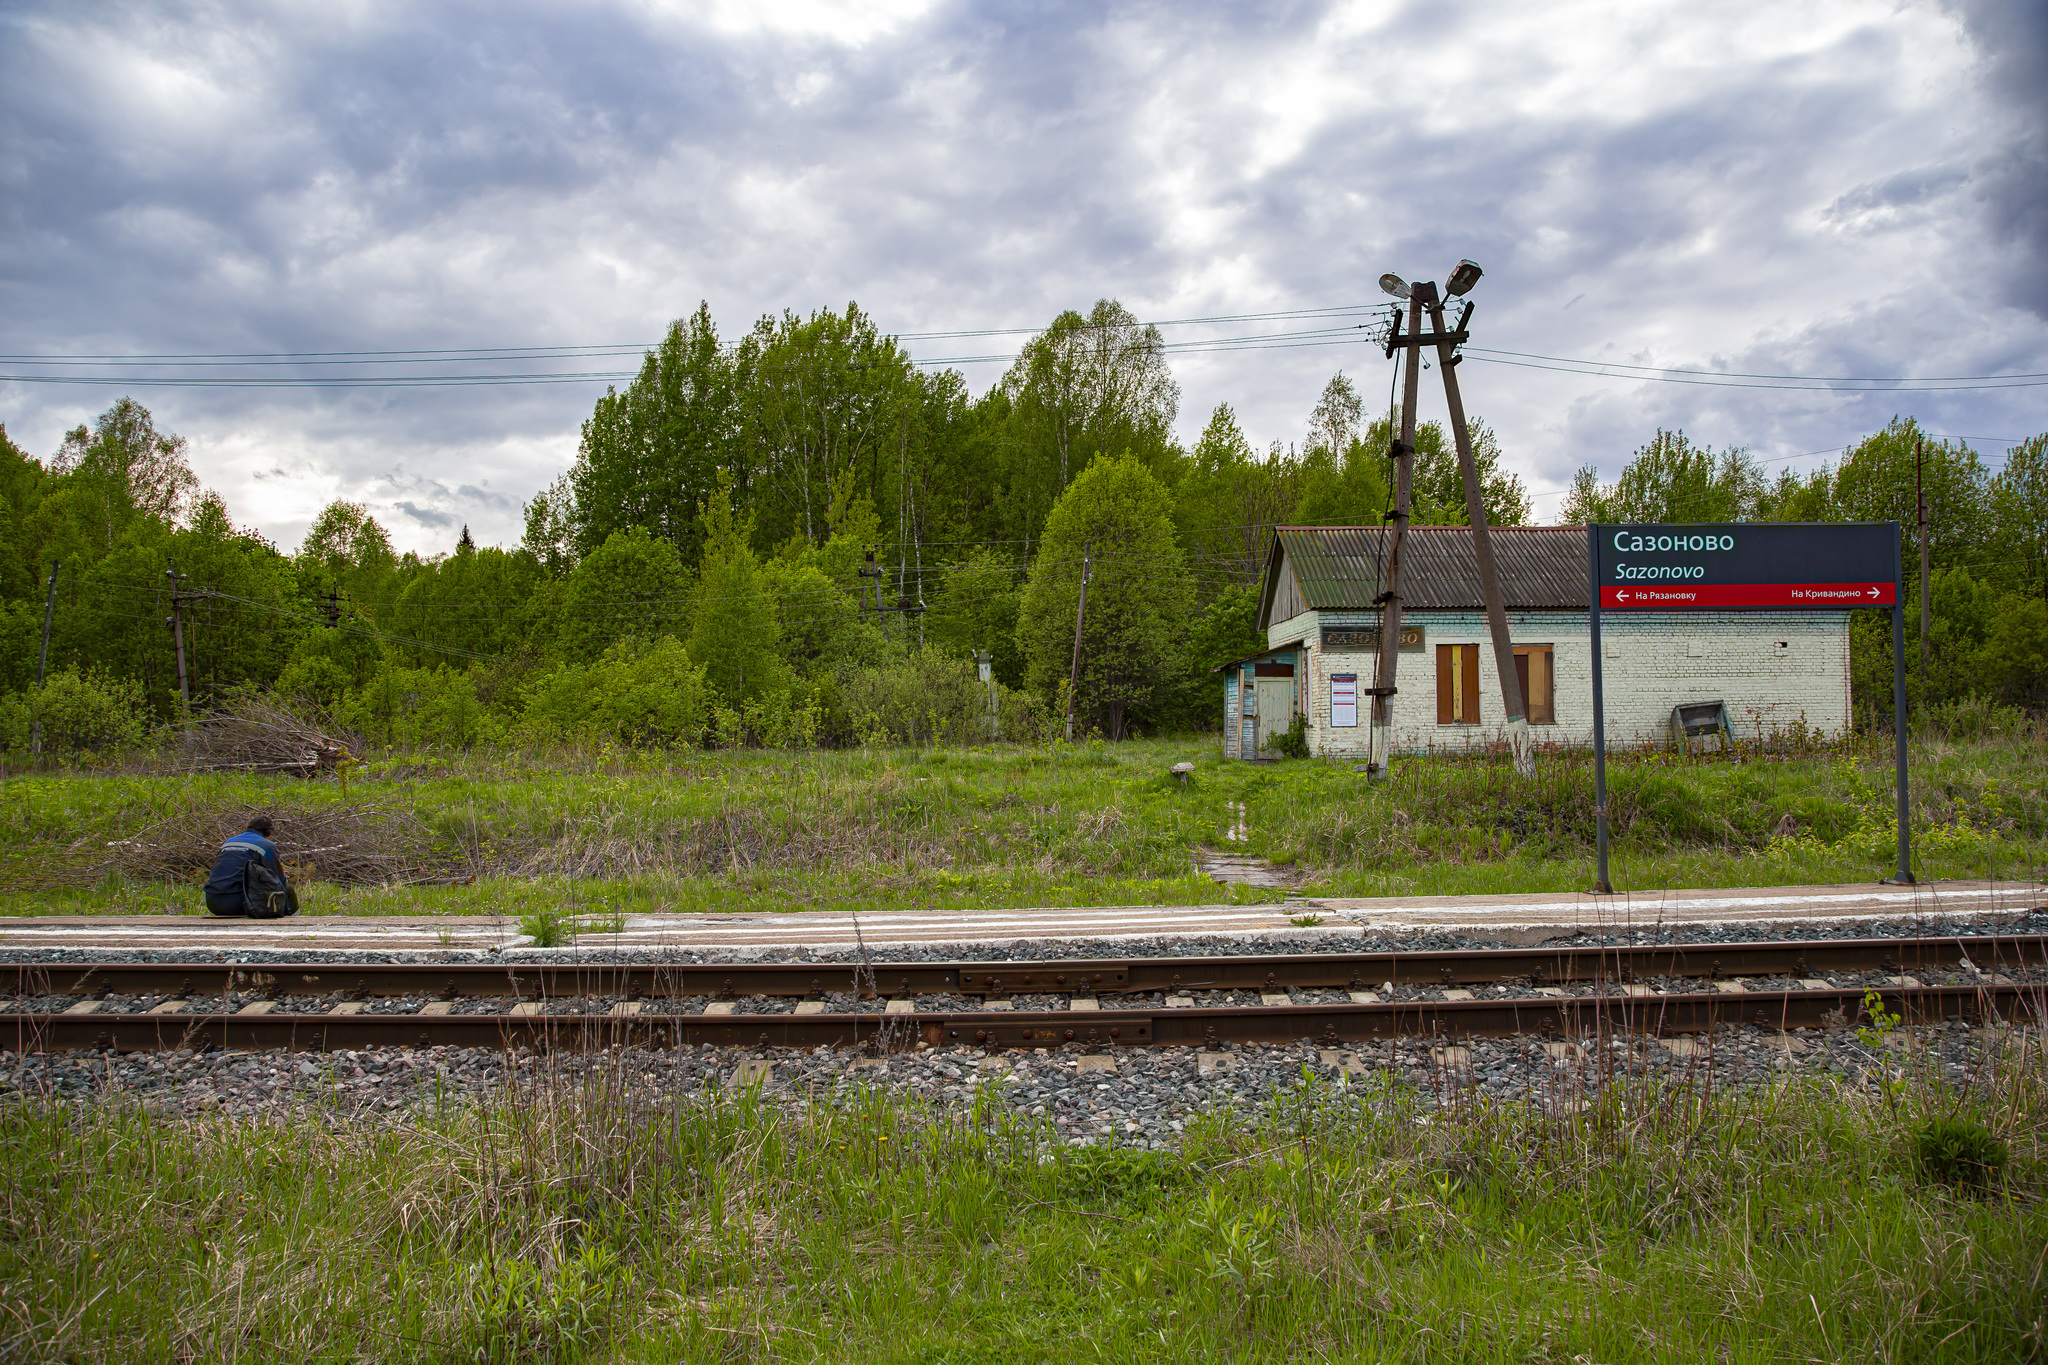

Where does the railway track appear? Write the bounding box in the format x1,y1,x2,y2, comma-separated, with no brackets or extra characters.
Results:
7,933,2042,1055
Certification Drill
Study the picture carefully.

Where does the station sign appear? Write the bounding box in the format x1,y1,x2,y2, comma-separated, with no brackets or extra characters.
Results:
1594,523,1898,611
1321,623,1425,651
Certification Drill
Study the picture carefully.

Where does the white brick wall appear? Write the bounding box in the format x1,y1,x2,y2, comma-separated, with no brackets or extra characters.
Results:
1275,609,1851,755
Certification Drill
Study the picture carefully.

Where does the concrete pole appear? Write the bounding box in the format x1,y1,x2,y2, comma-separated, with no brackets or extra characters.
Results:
30,560,58,757
1367,295,1424,780
1064,541,1091,742
166,558,191,710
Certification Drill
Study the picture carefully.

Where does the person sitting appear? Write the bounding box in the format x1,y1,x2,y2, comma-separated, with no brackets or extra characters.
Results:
203,816,298,918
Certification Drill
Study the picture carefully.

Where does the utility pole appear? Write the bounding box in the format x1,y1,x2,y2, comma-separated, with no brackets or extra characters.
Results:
30,561,58,757
859,548,885,640
165,558,191,709
1064,541,1092,742
1916,435,1929,675
1366,292,1424,780
1422,273,1534,777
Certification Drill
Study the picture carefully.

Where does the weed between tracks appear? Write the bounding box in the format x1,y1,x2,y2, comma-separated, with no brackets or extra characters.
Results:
3,1033,2045,1362
2,729,2043,918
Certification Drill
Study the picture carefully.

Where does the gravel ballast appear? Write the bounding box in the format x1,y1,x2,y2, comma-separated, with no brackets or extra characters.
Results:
5,1017,2038,1149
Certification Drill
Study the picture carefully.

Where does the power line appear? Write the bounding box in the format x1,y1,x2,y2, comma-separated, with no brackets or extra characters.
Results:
1464,353,2048,392
1469,348,2048,386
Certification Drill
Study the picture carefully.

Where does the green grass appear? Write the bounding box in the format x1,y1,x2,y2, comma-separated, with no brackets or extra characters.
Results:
4,1044,2044,1361
2,727,2042,918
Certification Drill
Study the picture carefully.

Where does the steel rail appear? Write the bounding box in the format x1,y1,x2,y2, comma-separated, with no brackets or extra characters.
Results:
9,933,2044,1002
5,983,2036,1055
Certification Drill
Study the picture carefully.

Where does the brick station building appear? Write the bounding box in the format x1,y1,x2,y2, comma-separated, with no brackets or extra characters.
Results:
1218,525,1853,760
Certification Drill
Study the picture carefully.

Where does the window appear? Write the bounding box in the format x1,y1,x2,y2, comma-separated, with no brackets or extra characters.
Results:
1513,645,1555,724
1437,644,1480,724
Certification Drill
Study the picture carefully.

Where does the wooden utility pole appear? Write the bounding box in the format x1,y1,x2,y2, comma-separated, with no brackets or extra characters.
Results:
1064,541,1092,742
165,558,191,709
30,560,58,757
1916,435,1929,674
1366,295,1424,780
1421,281,1534,777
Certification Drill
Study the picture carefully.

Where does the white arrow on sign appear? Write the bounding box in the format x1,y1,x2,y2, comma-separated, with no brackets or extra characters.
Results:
1867,586,1880,598
1616,590,1630,601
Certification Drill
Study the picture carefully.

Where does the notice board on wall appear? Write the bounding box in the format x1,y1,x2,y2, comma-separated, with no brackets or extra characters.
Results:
1330,674,1357,727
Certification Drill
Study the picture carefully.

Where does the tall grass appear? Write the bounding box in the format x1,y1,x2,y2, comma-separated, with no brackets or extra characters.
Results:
3,1029,2043,1361
2,728,2042,917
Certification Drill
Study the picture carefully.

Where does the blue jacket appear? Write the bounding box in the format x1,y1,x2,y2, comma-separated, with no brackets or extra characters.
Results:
206,830,283,898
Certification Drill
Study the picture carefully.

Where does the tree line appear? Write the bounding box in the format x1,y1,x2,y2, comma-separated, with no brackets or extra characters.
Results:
1562,424,2048,712
0,297,2040,756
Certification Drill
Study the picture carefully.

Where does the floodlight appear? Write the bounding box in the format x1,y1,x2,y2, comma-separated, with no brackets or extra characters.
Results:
1445,259,1484,296
1378,274,1410,300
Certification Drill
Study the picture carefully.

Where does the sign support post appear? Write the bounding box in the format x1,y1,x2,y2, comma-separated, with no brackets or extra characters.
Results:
1587,521,1906,893
1887,519,1912,883
1587,526,1612,892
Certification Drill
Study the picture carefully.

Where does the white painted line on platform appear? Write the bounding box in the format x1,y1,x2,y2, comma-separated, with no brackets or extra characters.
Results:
1,882,2036,956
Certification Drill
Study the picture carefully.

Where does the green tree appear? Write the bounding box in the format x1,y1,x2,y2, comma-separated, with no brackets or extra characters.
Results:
387,539,543,665
1990,433,2048,600
1174,405,1308,588
554,528,692,662
520,473,578,578
297,500,401,619
570,303,747,561
687,473,784,703
925,547,1026,687
1001,300,1181,548
1557,429,1763,525
0,424,48,603
1829,418,1990,573
742,302,917,552
47,397,200,546
1017,454,1191,738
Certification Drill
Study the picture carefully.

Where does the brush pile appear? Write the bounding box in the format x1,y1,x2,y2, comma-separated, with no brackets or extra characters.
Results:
0,801,480,894
174,692,362,776
102,802,480,887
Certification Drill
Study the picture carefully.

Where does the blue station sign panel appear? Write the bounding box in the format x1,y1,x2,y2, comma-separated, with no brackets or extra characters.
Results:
1594,522,1899,611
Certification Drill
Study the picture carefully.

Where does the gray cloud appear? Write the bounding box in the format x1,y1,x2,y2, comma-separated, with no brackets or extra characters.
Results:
394,500,458,529
1947,0,2048,311
0,0,2043,549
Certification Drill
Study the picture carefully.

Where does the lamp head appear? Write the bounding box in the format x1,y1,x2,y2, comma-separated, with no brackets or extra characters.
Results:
1378,273,1410,300
1445,259,1484,296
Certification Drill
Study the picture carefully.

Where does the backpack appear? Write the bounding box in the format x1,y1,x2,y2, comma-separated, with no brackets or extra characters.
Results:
242,859,298,919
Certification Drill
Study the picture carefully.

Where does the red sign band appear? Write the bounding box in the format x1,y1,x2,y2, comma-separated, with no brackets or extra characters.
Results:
1600,582,1896,609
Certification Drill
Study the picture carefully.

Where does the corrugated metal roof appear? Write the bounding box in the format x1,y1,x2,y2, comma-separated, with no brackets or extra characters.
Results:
1266,526,1587,621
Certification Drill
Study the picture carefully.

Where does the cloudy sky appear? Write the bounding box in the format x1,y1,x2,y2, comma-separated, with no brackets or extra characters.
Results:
3,0,2045,554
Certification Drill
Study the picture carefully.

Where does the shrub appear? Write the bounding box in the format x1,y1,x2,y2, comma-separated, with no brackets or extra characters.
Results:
1263,711,1310,759
1909,1115,2008,1193
337,661,496,749
0,668,151,758
517,637,710,747
1914,696,2029,743
836,650,1037,746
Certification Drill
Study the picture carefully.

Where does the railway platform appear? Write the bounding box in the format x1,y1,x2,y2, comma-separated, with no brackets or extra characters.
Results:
0,879,2038,955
